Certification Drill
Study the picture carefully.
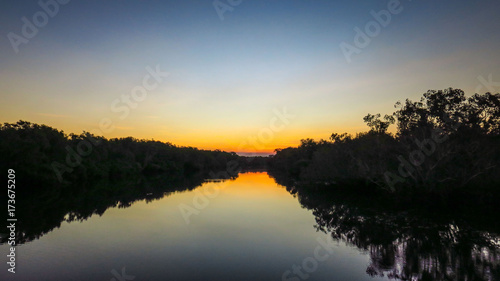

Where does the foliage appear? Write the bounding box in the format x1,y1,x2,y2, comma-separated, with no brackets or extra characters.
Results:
0,121,241,189
269,88,500,194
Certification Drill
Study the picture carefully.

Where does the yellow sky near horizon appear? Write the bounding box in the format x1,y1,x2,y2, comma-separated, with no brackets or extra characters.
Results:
1,0,499,154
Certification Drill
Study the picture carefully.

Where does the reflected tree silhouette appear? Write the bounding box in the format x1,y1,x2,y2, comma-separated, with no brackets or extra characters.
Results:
0,174,236,245
0,120,245,244
270,171,500,281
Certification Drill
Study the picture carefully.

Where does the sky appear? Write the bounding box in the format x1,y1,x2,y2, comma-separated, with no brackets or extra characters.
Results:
1,0,499,154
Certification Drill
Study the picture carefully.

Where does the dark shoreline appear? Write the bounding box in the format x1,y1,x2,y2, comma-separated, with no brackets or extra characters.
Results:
268,169,500,234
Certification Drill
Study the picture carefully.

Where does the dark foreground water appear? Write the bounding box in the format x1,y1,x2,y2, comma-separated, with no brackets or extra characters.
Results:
1,172,499,281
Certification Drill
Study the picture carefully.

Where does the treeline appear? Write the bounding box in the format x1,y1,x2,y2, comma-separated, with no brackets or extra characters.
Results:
269,88,500,195
0,121,246,188
0,122,270,244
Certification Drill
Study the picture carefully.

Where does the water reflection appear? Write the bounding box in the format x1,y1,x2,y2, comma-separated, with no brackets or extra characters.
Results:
269,172,500,280
2,172,347,281
2,171,500,280
1,173,230,244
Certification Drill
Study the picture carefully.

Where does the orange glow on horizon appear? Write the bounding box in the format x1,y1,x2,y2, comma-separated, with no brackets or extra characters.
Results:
0,115,376,154
220,172,288,198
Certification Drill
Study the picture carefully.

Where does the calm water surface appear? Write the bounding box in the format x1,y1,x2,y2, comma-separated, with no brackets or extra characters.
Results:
1,172,499,280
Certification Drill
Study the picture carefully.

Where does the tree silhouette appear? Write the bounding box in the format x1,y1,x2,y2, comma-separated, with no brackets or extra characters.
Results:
269,88,500,193
363,113,395,134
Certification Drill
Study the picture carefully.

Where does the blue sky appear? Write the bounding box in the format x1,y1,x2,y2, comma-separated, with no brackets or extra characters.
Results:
1,0,499,153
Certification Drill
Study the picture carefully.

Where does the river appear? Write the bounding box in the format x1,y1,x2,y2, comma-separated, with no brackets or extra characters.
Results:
1,171,499,280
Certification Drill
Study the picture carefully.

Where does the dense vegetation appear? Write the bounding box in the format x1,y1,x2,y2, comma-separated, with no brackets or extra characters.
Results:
0,121,245,188
0,122,251,244
1,87,499,215
269,88,500,197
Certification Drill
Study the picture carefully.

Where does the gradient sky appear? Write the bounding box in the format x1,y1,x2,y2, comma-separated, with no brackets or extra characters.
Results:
1,0,499,154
